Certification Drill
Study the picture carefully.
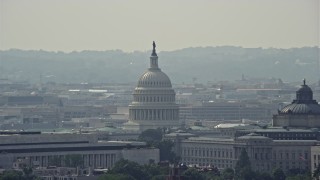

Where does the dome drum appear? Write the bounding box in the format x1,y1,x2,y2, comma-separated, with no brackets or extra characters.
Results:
128,42,180,129
279,80,320,115
273,79,320,128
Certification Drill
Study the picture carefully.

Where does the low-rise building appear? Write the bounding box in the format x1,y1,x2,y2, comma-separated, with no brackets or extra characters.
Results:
0,131,159,169
169,132,317,173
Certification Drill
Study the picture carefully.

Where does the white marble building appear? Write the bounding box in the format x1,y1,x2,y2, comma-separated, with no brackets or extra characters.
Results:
129,42,179,130
0,132,159,169
168,132,316,173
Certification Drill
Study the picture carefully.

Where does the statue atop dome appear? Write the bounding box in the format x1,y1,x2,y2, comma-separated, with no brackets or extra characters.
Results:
152,41,157,56
128,42,179,131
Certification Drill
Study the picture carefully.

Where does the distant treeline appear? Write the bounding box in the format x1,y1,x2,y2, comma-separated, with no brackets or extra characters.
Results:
0,46,319,84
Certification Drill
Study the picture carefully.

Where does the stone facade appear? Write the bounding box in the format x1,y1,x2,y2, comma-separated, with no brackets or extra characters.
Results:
0,132,159,169
273,80,320,128
169,132,316,173
129,43,179,130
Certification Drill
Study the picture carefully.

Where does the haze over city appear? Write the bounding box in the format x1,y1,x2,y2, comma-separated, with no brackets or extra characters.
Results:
1,0,319,52
1,1,320,180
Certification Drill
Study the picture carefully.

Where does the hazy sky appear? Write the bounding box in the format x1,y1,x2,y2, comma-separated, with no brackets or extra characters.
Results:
0,0,319,52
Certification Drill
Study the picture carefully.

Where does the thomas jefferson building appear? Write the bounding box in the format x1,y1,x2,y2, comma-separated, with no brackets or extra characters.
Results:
273,80,320,128
167,132,316,173
128,42,179,130
166,80,320,173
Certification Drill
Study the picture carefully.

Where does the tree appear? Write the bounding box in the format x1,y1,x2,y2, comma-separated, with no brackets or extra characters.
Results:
151,175,167,180
0,169,40,180
98,174,135,180
157,140,176,162
221,168,234,180
235,148,254,180
110,159,150,180
255,172,273,180
182,168,205,180
272,168,286,180
286,175,312,180
139,129,163,146
314,165,320,180
143,164,162,177
0,170,23,180
23,167,38,180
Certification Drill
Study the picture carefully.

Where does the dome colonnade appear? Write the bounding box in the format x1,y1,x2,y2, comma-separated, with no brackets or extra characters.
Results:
128,42,179,130
273,79,320,128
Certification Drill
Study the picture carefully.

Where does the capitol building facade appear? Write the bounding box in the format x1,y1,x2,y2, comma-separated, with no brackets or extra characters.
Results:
128,42,179,130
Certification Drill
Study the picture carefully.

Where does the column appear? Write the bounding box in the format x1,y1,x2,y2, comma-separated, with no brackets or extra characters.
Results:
144,110,147,120
137,110,139,120
106,154,109,168
45,156,49,167
102,154,106,168
151,109,153,120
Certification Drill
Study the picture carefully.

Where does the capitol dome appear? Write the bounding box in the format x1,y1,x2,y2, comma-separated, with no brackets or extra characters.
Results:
279,79,320,115
128,42,179,130
137,70,172,88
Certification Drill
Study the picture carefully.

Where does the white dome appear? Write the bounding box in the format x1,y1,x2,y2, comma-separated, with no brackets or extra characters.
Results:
137,69,172,88
129,42,179,127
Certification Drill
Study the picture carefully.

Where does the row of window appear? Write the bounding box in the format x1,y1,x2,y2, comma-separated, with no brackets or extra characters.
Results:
182,148,233,158
138,80,170,87
273,152,308,160
134,95,175,102
182,158,234,168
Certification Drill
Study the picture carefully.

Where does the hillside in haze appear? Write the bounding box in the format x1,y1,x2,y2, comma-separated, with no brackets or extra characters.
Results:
0,46,319,84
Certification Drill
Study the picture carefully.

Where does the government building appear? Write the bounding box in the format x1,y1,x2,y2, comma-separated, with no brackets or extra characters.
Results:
0,131,159,170
128,42,179,131
166,80,320,173
273,79,320,128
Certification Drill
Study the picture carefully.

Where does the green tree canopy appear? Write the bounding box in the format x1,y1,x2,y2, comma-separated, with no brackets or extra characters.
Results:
109,159,150,180
98,174,135,180
138,129,163,146
0,170,23,180
272,168,286,180
182,168,205,180
235,148,254,180
314,164,320,180
221,168,234,180
157,140,177,162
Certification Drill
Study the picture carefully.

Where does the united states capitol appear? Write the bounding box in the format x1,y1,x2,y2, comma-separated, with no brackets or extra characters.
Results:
0,43,320,179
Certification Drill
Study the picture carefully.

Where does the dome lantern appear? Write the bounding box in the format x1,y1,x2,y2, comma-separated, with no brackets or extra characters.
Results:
128,42,179,131
279,79,320,115
150,41,159,69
